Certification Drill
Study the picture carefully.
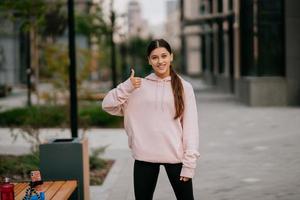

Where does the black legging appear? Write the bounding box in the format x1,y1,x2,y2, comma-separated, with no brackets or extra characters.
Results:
134,160,194,200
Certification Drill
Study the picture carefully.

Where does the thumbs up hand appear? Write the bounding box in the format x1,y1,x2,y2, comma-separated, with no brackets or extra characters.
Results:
130,68,142,89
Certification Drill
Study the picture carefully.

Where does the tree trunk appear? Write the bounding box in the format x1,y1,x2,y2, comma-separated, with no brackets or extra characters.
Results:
30,26,40,104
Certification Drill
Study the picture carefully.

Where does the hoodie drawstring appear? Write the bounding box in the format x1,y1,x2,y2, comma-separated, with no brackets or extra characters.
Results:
155,81,158,110
155,81,165,111
161,81,165,111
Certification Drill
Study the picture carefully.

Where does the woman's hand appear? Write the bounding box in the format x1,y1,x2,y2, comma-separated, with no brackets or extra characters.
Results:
130,68,142,89
180,176,190,182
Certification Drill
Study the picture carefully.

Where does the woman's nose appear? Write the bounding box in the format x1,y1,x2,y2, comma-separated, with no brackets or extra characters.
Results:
158,57,163,64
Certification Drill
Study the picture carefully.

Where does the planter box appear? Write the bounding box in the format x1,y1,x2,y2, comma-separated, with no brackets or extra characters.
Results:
39,137,90,200
235,77,287,106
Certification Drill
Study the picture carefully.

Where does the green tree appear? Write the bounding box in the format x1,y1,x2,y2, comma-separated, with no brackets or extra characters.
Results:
42,43,96,104
76,2,111,80
76,3,110,40
0,0,68,105
0,0,47,105
40,1,67,42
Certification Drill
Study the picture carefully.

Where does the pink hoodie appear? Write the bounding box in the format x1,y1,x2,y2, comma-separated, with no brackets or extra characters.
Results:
102,73,200,178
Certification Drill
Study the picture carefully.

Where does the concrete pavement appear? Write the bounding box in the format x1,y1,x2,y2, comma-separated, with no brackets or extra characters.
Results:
1,77,300,199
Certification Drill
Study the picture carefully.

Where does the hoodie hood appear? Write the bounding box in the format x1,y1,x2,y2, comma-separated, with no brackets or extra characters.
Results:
145,73,171,82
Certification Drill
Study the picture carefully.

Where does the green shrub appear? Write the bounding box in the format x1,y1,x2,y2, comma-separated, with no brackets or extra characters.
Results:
0,106,66,128
0,103,123,128
0,107,29,126
0,152,39,178
89,146,107,170
0,150,111,185
24,106,67,128
79,103,123,128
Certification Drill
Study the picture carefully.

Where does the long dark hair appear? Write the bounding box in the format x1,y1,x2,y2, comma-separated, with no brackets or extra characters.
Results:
147,39,184,119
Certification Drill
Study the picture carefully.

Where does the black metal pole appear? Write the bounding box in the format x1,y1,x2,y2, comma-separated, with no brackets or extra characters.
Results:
67,0,78,138
120,42,127,81
228,14,234,93
110,0,117,88
180,0,186,74
26,31,32,107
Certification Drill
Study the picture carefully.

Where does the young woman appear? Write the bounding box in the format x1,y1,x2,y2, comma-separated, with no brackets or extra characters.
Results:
102,39,200,200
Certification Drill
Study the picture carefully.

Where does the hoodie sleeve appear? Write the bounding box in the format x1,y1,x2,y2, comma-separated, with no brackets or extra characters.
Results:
180,83,200,178
101,78,135,116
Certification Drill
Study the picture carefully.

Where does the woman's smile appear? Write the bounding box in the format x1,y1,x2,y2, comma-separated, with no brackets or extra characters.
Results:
157,64,167,70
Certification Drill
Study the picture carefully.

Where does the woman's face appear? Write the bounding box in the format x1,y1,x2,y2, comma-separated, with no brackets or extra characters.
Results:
148,47,173,78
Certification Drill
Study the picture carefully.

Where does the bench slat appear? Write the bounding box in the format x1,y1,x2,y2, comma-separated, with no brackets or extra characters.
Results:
15,182,54,200
14,183,28,195
51,180,77,200
37,181,53,193
44,181,65,199
15,185,30,200
13,180,77,200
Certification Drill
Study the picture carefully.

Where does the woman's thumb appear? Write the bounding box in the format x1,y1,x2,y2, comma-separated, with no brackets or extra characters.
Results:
130,68,135,78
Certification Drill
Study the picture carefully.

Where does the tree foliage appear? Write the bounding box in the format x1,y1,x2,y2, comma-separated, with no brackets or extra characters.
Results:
43,44,95,91
0,0,47,32
76,4,110,39
40,1,67,39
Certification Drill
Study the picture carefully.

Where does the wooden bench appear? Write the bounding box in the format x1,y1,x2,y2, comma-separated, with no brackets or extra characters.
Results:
14,180,77,200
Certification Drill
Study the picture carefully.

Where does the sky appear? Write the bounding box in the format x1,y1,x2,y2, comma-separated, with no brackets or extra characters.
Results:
113,0,170,26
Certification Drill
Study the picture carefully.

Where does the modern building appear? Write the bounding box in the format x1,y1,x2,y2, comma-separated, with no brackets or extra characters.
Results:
0,1,91,92
181,0,300,106
165,0,180,51
127,0,149,39
0,16,26,87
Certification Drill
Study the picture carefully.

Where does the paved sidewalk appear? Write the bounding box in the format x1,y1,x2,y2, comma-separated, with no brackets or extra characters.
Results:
0,88,28,111
1,76,300,200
